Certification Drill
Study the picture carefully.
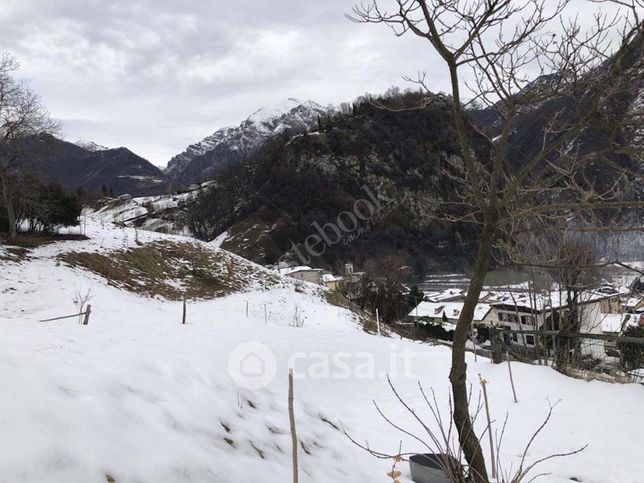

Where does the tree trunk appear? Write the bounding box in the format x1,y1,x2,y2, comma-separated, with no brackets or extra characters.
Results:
490,329,503,364
555,292,581,370
6,198,16,240
450,220,495,483
1,177,17,240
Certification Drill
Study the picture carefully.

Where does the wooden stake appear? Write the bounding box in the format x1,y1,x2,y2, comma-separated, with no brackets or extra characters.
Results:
245,300,249,318
182,297,187,325
507,354,518,403
479,374,496,479
39,309,90,323
264,304,268,325
376,308,381,335
82,305,92,326
288,369,299,483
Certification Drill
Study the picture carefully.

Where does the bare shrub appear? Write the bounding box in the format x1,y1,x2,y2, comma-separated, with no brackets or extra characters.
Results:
72,286,94,324
346,376,585,482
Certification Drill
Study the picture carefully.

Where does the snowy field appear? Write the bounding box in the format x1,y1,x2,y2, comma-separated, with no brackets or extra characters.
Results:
1,219,643,483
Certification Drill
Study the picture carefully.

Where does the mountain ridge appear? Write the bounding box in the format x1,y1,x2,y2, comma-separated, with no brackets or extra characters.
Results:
165,98,332,185
21,134,169,196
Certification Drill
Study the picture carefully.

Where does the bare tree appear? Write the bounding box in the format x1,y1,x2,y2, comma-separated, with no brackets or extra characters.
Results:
548,234,600,367
0,53,59,240
349,1,643,480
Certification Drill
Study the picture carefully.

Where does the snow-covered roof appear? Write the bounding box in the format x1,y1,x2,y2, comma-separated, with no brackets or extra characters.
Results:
486,287,622,312
628,368,644,381
424,289,464,302
409,301,492,322
624,296,643,309
601,314,628,333
322,274,343,283
280,266,323,275
601,313,642,333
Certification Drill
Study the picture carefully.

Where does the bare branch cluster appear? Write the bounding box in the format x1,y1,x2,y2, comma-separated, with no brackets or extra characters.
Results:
346,377,586,482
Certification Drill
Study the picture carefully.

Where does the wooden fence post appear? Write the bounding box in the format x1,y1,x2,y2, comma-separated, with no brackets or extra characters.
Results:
507,353,518,403
288,369,299,483
479,374,496,480
182,297,187,325
82,305,92,325
376,308,381,336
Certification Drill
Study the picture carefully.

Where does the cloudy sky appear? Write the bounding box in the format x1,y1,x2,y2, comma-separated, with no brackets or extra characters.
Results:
0,0,627,166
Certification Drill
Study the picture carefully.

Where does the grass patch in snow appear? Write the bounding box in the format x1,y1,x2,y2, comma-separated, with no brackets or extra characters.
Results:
0,246,30,263
59,240,281,300
250,441,265,459
2,232,88,249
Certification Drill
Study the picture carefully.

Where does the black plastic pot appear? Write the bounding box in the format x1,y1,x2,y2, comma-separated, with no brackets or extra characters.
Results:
409,453,462,483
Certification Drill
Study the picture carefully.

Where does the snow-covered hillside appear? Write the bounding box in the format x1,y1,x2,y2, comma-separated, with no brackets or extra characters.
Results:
1,218,643,483
165,99,331,185
89,189,204,236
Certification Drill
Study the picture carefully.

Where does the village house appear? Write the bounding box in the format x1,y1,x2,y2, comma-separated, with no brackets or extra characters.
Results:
624,295,644,313
280,266,325,284
341,263,367,300
408,285,626,357
321,273,344,291
408,301,495,332
485,288,622,355
421,288,465,303
600,312,644,353
279,266,344,290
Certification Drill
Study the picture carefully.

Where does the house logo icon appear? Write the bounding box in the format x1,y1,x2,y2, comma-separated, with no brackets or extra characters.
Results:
228,342,277,390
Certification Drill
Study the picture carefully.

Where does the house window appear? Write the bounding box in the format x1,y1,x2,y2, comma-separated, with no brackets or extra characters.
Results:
521,315,533,326
512,333,518,343
500,312,519,323
499,312,518,323
525,335,535,346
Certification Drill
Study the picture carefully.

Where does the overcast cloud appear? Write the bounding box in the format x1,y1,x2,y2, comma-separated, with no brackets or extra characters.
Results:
0,0,627,166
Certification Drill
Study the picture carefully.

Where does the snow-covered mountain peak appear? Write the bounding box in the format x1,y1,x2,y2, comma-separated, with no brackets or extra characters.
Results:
246,98,306,124
75,140,109,152
242,98,327,135
165,98,332,184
